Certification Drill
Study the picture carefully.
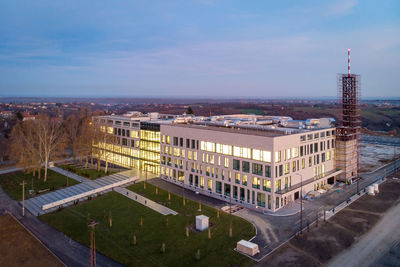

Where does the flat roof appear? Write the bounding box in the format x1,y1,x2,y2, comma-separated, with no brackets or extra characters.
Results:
164,123,289,137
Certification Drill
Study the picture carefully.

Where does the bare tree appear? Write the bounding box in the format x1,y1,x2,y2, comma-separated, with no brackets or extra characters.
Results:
37,116,66,181
64,114,85,163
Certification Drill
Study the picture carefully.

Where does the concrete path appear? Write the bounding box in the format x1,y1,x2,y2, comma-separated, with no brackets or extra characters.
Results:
328,201,400,267
114,187,178,216
0,186,122,267
50,166,91,183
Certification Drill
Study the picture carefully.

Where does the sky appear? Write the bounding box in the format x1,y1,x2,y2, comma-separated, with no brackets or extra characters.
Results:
0,0,399,98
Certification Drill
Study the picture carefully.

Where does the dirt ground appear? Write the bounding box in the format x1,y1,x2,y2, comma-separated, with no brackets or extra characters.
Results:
360,142,400,173
260,179,400,267
0,214,64,267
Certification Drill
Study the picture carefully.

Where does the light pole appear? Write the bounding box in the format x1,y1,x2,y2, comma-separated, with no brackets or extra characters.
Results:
294,173,303,234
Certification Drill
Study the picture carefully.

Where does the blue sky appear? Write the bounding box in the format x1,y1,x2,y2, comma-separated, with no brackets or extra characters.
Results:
0,0,399,98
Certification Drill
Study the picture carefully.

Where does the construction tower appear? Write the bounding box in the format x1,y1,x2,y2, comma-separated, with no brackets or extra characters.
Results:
336,49,361,182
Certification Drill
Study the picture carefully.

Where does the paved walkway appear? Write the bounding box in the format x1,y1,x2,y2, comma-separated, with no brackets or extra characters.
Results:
114,187,177,216
50,166,91,183
24,170,138,216
0,186,122,267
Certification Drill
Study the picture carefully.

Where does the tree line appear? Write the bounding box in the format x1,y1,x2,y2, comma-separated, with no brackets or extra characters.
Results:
8,108,117,181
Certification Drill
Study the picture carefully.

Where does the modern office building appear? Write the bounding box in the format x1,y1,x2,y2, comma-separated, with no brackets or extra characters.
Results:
95,112,342,212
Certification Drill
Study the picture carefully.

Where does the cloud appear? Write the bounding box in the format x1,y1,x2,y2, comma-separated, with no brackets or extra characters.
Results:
326,0,358,16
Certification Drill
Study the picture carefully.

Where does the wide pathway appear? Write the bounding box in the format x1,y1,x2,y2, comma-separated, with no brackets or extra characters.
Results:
328,201,400,267
24,170,138,216
0,186,122,267
114,187,177,216
50,166,91,183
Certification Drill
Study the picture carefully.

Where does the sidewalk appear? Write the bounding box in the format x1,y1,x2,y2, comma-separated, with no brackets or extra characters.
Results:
50,166,90,183
114,187,178,216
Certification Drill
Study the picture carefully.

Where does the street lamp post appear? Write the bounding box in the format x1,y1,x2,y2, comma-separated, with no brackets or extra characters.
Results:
294,173,303,235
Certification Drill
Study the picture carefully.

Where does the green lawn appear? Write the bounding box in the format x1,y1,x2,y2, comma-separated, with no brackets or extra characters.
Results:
0,169,79,201
60,164,115,180
41,182,256,267
242,108,264,115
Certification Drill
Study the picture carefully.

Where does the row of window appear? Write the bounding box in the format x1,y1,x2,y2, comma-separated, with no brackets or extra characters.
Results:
161,169,288,209
300,130,335,142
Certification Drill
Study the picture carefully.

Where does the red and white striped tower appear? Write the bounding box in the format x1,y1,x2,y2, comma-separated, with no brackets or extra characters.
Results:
348,48,351,77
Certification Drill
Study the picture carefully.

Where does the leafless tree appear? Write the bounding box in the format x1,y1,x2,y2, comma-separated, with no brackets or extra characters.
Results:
37,116,66,181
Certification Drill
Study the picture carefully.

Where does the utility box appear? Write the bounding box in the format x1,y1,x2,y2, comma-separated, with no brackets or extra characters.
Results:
236,240,260,256
195,215,209,231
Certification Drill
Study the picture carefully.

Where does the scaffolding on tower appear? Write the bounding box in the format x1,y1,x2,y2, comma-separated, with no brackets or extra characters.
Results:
336,49,361,182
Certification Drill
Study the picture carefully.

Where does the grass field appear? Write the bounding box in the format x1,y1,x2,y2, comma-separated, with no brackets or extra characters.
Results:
60,164,115,179
0,169,79,201
242,108,264,115
0,214,63,267
41,182,255,267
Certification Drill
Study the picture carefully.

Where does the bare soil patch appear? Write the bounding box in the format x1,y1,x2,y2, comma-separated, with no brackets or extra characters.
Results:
259,179,400,267
0,214,63,267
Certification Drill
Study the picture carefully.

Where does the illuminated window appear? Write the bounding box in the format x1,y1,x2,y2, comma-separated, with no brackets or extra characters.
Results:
284,163,290,175
262,151,271,163
208,179,212,190
275,180,281,192
224,158,229,168
130,130,139,138
200,177,204,188
242,174,247,186
252,177,260,189
275,151,281,163
235,173,240,184
210,154,214,164
263,179,271,192
292,147,299,158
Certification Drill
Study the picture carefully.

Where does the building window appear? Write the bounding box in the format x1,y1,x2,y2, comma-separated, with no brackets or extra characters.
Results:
242,174,248,186
252,163,263,176
233,186,238,199
216,181,222,194
252,177,260,189
242,161,250,173
233,159,240,170
208,179,212,191
131,140,135,147
275,151,281,163
240,188,245,201
263,179,271,192
224,184,231,196
173,137,178,146
235,173,240,184
186,139,190,148
224,158,229,168
279,165,283,176
200,177,204,188
257,192,265,207
265,166,271,178
189,174,193,185
275,180,281,192
180,138,183,147
122,138,127,146
284,163,290,175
